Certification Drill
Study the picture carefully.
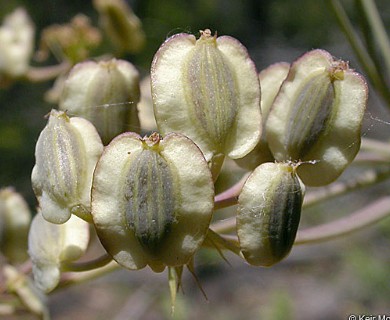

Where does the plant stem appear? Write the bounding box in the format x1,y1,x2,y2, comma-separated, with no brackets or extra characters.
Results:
360,137,390,159
211,196,390,247
61,253,113,272
355,0,376,64
328,0,390,106
56,260,119,290
357,0,390,81
303,167,390,208
214,172,249,210
18,260,32,275
213,137,390,212
25,61,71,82
295,195,390,244
211,166,390,233
210,217,236,234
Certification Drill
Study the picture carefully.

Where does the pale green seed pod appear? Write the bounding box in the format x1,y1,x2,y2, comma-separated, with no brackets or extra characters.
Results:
0,8,35,80
36,14,101,64
91,132,214,271
0,187,31,263
93,0,145,54
237,162,304,267
235,62,290,170
59,59,141,144
151,29,261,179
259,62,290,120
266,50,368,186
138,76,157,132
28,212,90,292
31,110,103,224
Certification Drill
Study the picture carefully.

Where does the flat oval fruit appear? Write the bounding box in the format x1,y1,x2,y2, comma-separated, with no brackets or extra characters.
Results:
28,213,89,292
235,62,290,170
59,59,141,144
266,50,368,186
91,132,214,270
31,110,103,224
151,29,261,178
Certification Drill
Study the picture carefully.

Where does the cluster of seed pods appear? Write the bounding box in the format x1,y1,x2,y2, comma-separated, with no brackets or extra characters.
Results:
28,29,367,293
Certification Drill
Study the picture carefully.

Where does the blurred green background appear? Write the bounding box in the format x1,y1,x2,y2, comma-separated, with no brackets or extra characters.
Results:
1,0,389,319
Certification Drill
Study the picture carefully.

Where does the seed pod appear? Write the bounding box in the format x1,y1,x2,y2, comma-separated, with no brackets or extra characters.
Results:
266,50,368,186
151,29,261,178
31,109,103,224
0,187,31,263
93,0,145,54
138,76,157,132
235,62,290,170
59,59,141,144
28,212,90,292
37,15,101,64
0,8,35,80
91,132,214,270
237,162,304,267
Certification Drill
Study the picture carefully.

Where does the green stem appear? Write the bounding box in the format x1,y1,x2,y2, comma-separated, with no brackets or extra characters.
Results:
355,0,376,62
61,253,113,272
357,0,390,80
56,260,119,291
328,0,390,106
